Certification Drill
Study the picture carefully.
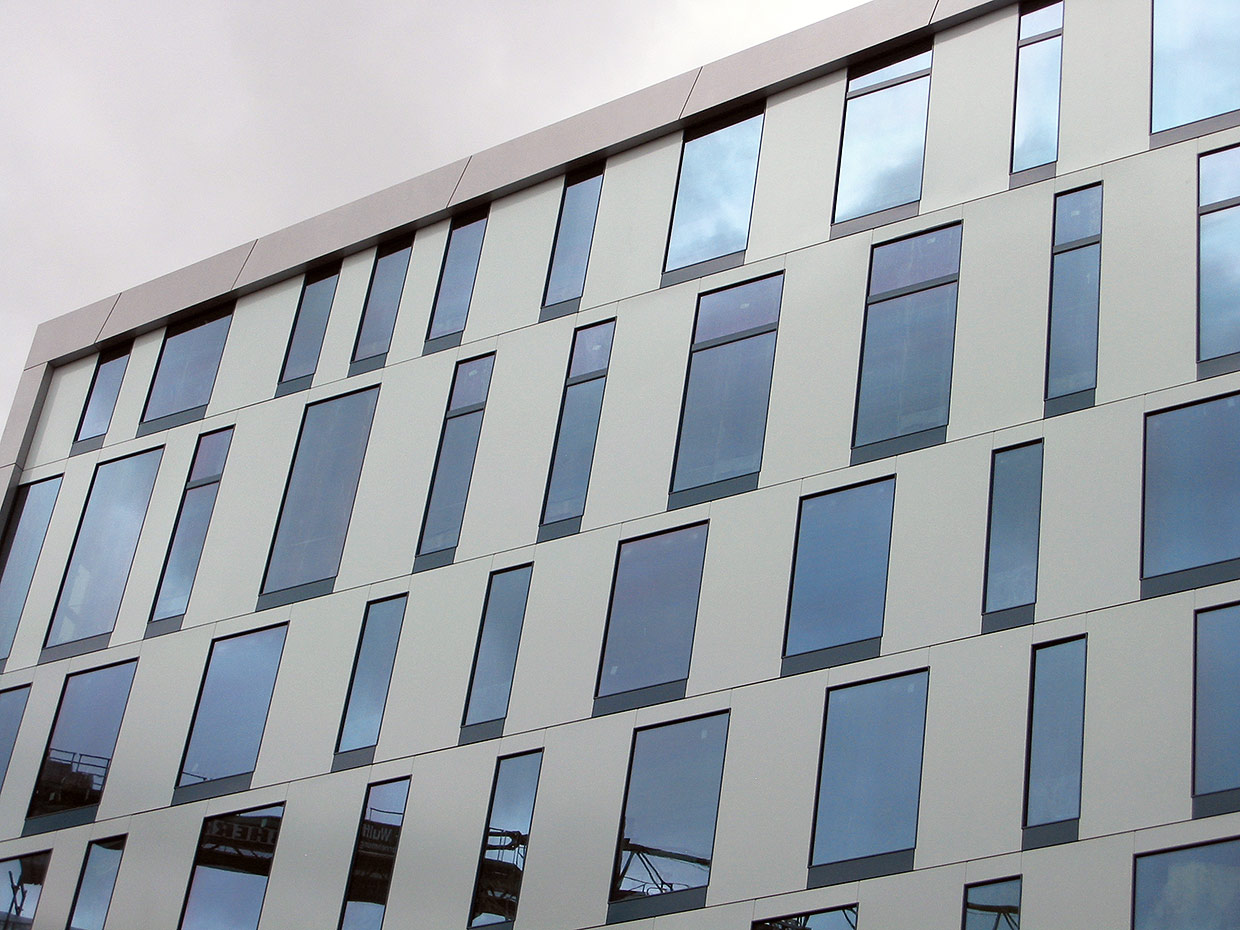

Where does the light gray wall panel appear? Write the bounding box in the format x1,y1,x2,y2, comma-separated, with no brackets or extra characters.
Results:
207,278,300,417
858,862,964,930
106,329,163,441
1022,833,1132,930
23,356,92,469
314,248,376,387
104,804,203,930
0,366,52,472
386,221,449,365
0,667,59,836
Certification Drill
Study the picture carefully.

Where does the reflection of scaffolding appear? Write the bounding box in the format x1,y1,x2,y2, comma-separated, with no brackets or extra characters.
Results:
29,751,111,814
758,907,859,930
472,828,530,922
966,902,1020,930
345,816,403,905
612,837,709,898
199,813,281,875
1,856,46,930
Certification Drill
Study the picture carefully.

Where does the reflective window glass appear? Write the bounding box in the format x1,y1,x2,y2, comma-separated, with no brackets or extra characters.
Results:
984,443,1043,615
1152,0,1240,133
66,836,125,930
142,311,231,426
964,878,1021,930
754,904,859,930
545,169,604,309
470,751,542,927
1199,147,1240,364
463,566,533,730
354,240,413,365
1134,838,1240,930
0,686,29,792
1012,4,1062,173
75,347,129,445
0,476,61,661
1025,638,1086,831
337,597,406,755
280,265,340,386
0,851,50,927
180,805,283,930
427,213,487,342
339,779,409,930
1194,605,1240,802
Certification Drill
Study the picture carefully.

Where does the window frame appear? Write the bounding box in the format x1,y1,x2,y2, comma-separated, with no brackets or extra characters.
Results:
350,237,414,376
1149,0,1240,146
460,564,534,745
1044,184,1103,416
1192,602,1240,817
333,595,407,770
1196,144,1240,378
1131,835,1240,930
981,439,1044,632
276,261,342,396
424,209,488,354
137,307,232,436
72,343,131,455
177,803,284,930
0,475,62,669
541,165,605,320
64,834,126,930
337,777,409,930
962,876,1022,930
1009,0,1064,185
468,750,543,929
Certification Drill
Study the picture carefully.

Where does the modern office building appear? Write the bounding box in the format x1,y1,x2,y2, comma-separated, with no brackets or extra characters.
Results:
2,0,1240,926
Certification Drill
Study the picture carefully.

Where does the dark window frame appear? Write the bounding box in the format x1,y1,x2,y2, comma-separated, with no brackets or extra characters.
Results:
1043,184,1103,415
65,834,126,930
1149,0,1240,146
1021,634,1086,849
337,777,409,929
350,237,414,375
1009,0,1064,183
137,307,232,436
0,475,62,670
72,343,131,455
177,803,284,930
276,261,342,396
1197,144,1240,378
460,564,534,745
962,875,1022,930
981,439,1044,632
468,749,543,929
1192,601,1240,817
1130,835,1240,930
424,208,489,355
333,594,407,769
541,165,605,319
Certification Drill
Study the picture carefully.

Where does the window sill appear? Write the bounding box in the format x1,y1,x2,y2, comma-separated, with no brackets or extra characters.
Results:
808,848,914,887
1194,787,1240,819
423,332,463,356
593,679,687,717
349,354,386,377
137,404,208,438
459,719,505,745
661,251,745,289
331,746,376,772
1151,108,1240,149
782,638,881,676
607,886,707,923
981,604,1034,634
829,202,919,240
1009,162,1056,189
540,297,581,322
1044,389,1094,418
851,426,946,466
538,516,582,542
413,547,455,573
145,615,184,639
668,473,759,511
70,434,105,456
255,577,335,612
1022,818,1078,850
1142,558,1240,599
274,374,313,398
23,805,98,836
172,772,254,805
1198,352,1240,381
39,632,111,665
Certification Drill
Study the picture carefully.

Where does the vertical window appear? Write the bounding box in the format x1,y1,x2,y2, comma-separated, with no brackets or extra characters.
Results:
66,836,125,930
0,686,29,792
0,475,61,664
1011,2,1063,176
335,596,406,768
539,320,615,542
852,224,962,463
663,111,764,284
0,851,50,926
1198,146,1240,374
542,167,604,319
46,448,162,656
461,565,533,744
278,264,341,394
1193,604,1240,817
963,877,1021,930
338,778,409,930
415,355,495,570
594,523,709,715
469,750,543,928
1134,838,1240,930
140,309,231,434
176,624,286,802
834,49,932,226
425,211,488,353
670,274,782,508
811,670,928,886
149,427,233,635
352,239,413,374
982,442,1044,631
260,387,379,608
610,713,729,922
27,660,137,831
783,477,895,675
1023,637,1086,848
1045,185,1103,413
179,804,283,930
754,904,859,930
1152,0,1240,134
73,345,130,453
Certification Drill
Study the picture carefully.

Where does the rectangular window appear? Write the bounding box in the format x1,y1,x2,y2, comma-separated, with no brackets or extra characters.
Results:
663,111,764,286
1023,636,1086,848
983,441,1044,632
179,804,283,930
352,239,413,375
278,264,341,395
1193,603,1240,816
0,851,50,926
335,595,406,769
176,624,286,803
73,345,130,453
963,877,1021,930
66,836,125,930
542,167,604,319
260,387,379,609
1152,0,1240,134
594,522,708,715
811,670,928,886
0,475,61,665
784,477,895,675
338,778,409,930
469,750,543,928
610,713,728,923
1134,837,1240,930
139,309,231,434
1198,146,1240,375
27,660,136,832
1045,185,1103,414
754,904,859,930
149,427,233,636
834,49,932,228
670,274,782,508
415,355,495,571
46,448,162,658
1011,2,1063,176
852,224,962,464
426,211,488,353
462,565,533,744
0,686,29,793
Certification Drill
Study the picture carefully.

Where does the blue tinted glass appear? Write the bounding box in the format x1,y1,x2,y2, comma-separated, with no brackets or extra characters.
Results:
0,687,29,791
754,905,859,930
77,350,129,442
0,852,50,925
181,805,283,930
1195,605,1240,795
964,878,1021,930
470,752,542,927
354,242,412,363
1026,638,1085,827
1012,35,1061,173
694,275,783,344
281,269,340,383
429,215,487,340
450,356,495,411
152,483,219,623
1200,147,1240,207
1019,2,1062,38
419,411,484,555
1199,206,1240,361
1054,186,1102,246
0,477,61,660
546,171,603,306
339,779,409,930
338,597,405,753
67,837,125,930
985,444,1043,613
543,379,606,525
869,225,962,298
848,50,932,92
144,313,231,423
1153,0,1240,132
1046,244,1101,398
464,567,533,727
568,321,615,378
189,429,233,482
1134,839,1240,930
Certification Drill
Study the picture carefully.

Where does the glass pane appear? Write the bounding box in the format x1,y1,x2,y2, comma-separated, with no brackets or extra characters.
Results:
1019,2,1062,38
48,449,162,647
281,269,340,383
1046,244,1101,398
189,428,233,483
611,713,728,902
77,350,129,442
464,566,533,727
179,626,286,786
568,320,615,379
869,225,962,299
151,483,219,623
542,378,606,525
1026,638,1086,827
786,478,895,657
835,74,930,223
0,852,50,926
1200,146,1240,207
597,524,709,698
694,275,783,344
1152,0,1240,132
1195,605,1240,795
339,779,409,930
1054,186,1103,246
1199,206,1240,361
67,837,125,930
545,171,604,306
354,242,413,363
338,597,405,754
450,356,495,411
181,805,283,930
754,904,859,930
665,113,764,272
964,878,1021,930
985,443,1043,614
28,661,136,819
848,50,932,93
419,411,484,555
0,687,28,791
1134,838,1240,930
0,477,61,660
813,671,928,865
1012,35,1061,173
470,752,542,927
143,313,231,423
429,215,487,340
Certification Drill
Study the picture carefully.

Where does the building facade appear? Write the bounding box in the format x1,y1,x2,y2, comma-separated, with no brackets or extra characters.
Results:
1,0,1239,927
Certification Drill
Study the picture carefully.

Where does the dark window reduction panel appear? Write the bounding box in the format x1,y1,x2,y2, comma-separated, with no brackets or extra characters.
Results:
754,904,859,930
1134,838,1240,930
0,851,50,926
1194,604,1240,815
0,476,61,661
0,686,29,792
544,168,604,313
469,750,543,928
462,566,533,735
1024,637,1085,846
1198,146,1240,368
338,778,409,930
141,311,231,429
46,448,162,650
427,212,488,345
963,877,1021,930
983,442,1044,621
336,596,406,757
610,713,729,922
279,264,341,389
75,346,130,447
179,805,284,930
66,836,125,930
1045,185,1102,408
353,240,413,367
1152,0,1240,133
1011,2,1063,174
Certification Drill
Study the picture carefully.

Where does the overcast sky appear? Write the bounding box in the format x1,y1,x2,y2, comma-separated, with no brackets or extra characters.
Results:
0,0,869,435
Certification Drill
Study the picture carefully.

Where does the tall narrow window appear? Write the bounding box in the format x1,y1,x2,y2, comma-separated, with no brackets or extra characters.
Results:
352,239,413,375
852,224,962,463
335,596,406,770
0,851,50,927
66,836,125,930
45,448,162,658
149,427,233,636
176,624,286,803
811,670,928,886
539,320,615,542
594,523,709,715
278,264,341,395
1134,838,1240,930
754,904,859,930
663,111,764,285
542,168,604,319
1194,604,1240,817
1198,146,1240,376
610,713,728,922
260,386,379,609
784,477,895,675
1045,185,1103,413
982,442,1044,632
469,751,543,928
73,345,130,453
462,565,533,744
0,686,29,792
27,660,137,831
1011,2,1063,176
1023,637,1086,848
415,355,495,571
338,778,409,930
425,211,487,353
1152,0,1240,134
179,804,283,930
139,309,231,434
963,877,1021,930
834,49,932,227
670,274,782,508
0,475,61,664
